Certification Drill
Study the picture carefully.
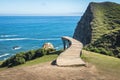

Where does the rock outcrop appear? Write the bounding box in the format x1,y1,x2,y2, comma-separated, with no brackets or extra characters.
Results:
73,2,120,57
42,42,54,50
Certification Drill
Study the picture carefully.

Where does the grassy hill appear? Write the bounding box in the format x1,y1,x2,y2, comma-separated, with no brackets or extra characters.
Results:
90,2,120,40
0,54,58,71
74,2,120,57
0,48,62,68
0,50,120,79
85,29,120,57
82,50,120,79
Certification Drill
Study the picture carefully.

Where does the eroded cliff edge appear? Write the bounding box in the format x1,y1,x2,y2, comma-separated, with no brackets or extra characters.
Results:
73,2,120,57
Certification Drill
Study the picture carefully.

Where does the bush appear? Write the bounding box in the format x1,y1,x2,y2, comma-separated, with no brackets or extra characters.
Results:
35,49,44,57
8,56,25,67
93,47,101,53
36,48,56,55
117,53,120,58
0,48,59,67
1,53,26,67
24,50,36,61
40,48,47,55
46,48,56,55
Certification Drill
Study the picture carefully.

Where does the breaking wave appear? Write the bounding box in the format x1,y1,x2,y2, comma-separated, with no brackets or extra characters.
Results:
0,35,18,38
0,53,9,58
0,38,60,41
0,38,28,41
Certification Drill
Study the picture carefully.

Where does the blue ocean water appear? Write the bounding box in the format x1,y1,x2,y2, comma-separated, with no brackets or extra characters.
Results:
0,16,80,60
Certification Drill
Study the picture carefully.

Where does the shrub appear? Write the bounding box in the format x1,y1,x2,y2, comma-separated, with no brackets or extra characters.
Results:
40,48,47,55
8,56,25,67
35,49,44,58
0,48,60,67
1,53,26,67
36,48,56,55
117,53,120,58
93,47,101,53
46,48,56,55
24,50,36,61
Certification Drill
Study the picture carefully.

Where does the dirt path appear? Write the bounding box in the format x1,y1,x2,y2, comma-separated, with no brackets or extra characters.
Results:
0,62,106,80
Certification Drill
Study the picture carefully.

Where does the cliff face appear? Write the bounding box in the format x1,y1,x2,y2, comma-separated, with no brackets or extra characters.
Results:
74,2,120,45
73,3,93,45
73,2,120,57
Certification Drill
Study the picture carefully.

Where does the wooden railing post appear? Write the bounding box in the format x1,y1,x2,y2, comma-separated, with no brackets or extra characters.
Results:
62,38,67,50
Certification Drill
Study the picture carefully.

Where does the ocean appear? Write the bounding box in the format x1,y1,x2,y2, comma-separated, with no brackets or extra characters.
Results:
0,16,80,60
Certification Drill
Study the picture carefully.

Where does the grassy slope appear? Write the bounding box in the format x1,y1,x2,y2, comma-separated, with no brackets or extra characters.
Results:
0,54,58,70
91,2,120,41
86,2,120,57
20,54,58,67
82,50,120,78
86,29,120,56
0,50,120,79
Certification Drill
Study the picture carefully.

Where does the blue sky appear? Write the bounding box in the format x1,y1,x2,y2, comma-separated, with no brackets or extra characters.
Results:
0,0,120,16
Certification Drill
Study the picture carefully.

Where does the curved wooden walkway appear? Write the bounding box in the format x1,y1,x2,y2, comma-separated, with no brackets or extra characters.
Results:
56,36,86,67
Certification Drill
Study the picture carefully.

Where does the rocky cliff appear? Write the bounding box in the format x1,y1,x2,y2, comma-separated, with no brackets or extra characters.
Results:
73,2,120,57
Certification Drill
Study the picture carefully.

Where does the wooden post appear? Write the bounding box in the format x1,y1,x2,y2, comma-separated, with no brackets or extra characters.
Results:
62,39,66,50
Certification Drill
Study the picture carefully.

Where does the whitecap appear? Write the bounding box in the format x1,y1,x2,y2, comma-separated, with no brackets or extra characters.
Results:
12,46,22,50
0,38,29,41
0,53,9,58
0,38,60,41
31,38,60,41
0,35,18,38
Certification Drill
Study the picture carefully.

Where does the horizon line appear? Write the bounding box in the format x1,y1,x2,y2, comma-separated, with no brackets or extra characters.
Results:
0,13,83,16
0,15,82,17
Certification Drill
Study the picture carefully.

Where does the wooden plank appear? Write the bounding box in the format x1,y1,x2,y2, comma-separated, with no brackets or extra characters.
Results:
56,36,86,67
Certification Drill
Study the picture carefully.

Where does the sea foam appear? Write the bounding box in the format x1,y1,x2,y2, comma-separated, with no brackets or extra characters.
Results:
0,38,60,41
0,35,18,38
0,53,9,58
0,38,28,41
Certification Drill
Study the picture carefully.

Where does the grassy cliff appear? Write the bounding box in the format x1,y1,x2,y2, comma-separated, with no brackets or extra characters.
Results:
74,2,120,57
90,2,120,41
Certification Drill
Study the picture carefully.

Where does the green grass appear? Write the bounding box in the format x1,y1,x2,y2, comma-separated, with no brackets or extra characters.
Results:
0,61,7,71
91,2,120,41
0,54,58,70
20,54,58,67
82,50,120,78
1,48,58,67
86,29,120,57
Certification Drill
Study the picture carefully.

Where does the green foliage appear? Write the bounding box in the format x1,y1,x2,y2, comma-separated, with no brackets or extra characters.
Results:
86,29,120,57
1,52,26,67
24,50,36,60
84,2,120,58
118,53,120,58
46,48,56,55
51,49,63,55
90,2,120,41
35,48,55,55
34,49,44,58
0,48,62,67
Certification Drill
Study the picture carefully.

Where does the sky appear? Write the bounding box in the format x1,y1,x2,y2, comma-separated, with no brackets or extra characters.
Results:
0,0,120,16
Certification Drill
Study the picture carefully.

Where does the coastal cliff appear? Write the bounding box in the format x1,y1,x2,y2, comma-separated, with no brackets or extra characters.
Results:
73,2,120,57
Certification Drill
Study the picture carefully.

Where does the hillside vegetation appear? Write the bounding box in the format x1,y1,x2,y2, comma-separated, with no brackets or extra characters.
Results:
0,50,120,80
0,48,62,67
74,2,120,57
85,29,120,57
91,2,120,40
86,2,120,57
